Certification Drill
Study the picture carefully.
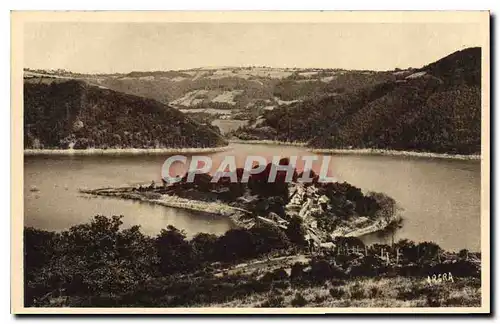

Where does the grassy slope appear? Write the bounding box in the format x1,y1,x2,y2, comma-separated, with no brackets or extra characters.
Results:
50,255,481,308
210,276,481,308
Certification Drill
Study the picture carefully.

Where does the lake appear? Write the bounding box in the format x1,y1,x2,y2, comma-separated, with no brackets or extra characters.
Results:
24,143,481,251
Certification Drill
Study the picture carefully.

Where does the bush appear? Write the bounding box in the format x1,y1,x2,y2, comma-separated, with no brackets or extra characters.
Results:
24,215,159,306
260,268,289,283
24,214,481,308
249,224,291,255
416,242,442,263
349,255,386,277
453,260,481,277
428,260,480,278
191,233,219,263
310,259,345,282
156,225,193,275
396,285,434,301
313,294,328,304
349,284,366,300
285,216,307,246
215,228,256,261
458,249,469,259
215,224,290,262
394,239,418,263
369,286,382,298
426,289,451,307
290,262,306,281
272,280,290,290
397,264,421,276
329,287,345,298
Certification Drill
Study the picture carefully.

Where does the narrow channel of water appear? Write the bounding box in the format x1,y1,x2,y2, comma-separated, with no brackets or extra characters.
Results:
24,143,481,251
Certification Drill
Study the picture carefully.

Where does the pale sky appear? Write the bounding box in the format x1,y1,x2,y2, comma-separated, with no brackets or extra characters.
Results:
24,22,482,73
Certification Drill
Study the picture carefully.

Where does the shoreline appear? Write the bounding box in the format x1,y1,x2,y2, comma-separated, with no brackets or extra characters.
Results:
23,141,480,161
229,139,307,147
310,148,480,161
79,188,251,227
24,146,232,156
81,186,396,240
230,140,480,161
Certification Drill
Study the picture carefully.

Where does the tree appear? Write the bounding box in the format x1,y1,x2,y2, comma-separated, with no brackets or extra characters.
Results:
191,233,219,263
24,227,57,280
215,228,256,261
24,215,159,306
156,225,193,274
416,241,442,263
249,223,290,255
458,248,469,260
394,239,417,263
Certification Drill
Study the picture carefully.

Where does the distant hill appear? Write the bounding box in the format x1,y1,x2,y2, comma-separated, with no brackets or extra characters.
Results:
232,47,481,155
24,79,227,149
421,47,481,87
24,47,482,154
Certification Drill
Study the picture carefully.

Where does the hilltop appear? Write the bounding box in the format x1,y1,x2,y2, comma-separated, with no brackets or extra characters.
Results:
23,79,227,149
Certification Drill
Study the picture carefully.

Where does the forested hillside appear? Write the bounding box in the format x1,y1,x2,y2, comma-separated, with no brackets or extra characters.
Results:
25,67,399,122
232,47,481,154
24,79,227,149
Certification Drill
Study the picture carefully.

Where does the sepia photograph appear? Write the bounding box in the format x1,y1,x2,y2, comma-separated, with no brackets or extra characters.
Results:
10,11,490,314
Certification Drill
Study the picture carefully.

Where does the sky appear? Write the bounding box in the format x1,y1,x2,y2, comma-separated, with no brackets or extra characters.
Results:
24,22,482,73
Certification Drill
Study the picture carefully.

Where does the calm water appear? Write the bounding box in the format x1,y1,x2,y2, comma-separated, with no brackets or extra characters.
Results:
211,119,248,134
179,108,232,115
24,143,481,251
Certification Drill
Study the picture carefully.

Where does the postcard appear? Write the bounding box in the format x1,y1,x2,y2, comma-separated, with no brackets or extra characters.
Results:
11,11,490,314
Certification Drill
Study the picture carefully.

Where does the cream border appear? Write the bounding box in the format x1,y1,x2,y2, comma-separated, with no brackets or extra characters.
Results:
11,11,491,315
